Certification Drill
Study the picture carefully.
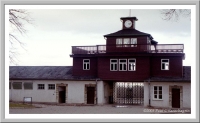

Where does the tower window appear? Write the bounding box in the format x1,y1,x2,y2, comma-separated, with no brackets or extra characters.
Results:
110,59,118,71
119,59,127,71
128,59,136,71
124,38,130,47
116,38,123,47
161,59,169,70
83,59,90,70
131,38,137,47
116,38,137,47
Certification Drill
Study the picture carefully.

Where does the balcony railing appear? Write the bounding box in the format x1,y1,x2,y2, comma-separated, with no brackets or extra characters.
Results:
72,44,184,54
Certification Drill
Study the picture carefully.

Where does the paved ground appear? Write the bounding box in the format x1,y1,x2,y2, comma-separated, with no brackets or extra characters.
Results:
9,103,191,114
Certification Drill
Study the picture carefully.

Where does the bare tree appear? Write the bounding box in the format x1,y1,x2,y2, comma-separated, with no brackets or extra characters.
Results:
161,9,191,21
9,9,33,65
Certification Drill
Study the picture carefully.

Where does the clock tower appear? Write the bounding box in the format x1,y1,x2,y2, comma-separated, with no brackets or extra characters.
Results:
120,17,138,29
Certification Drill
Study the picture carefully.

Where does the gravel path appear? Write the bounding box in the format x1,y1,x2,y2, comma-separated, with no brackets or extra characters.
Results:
9,104,191,114
9,104,149,114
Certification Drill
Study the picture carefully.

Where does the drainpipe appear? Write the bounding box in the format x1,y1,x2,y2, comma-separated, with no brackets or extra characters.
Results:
148,78,151,107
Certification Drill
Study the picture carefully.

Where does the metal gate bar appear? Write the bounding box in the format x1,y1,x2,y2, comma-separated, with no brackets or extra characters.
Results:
113,82,144,105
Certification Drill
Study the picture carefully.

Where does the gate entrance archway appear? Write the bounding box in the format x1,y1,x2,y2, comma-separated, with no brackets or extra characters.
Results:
113,82,144,105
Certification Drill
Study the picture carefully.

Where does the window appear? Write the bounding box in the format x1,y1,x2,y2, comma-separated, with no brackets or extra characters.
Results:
116,38,122,47
110,59,118,71
116,38,137,47
83,59,90,70
38,84,45,90
131,38,137,47
12,82,22,89
154,86,162,100
48,84,55,90
119,59,127,71
128,59,136,71
161,59,169,70
24,82,33,90
124,38,130,47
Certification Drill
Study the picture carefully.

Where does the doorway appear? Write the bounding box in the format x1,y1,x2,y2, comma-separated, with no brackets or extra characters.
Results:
113,82,144,105
87,87,95,104
59,86,66,103
172,88,180,108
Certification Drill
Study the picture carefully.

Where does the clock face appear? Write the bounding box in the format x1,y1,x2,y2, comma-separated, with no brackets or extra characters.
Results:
124,20,132,28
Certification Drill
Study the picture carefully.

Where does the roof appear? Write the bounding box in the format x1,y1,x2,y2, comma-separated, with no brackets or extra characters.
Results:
149,66,191,82
9,66,96,80
104,29,153,39
9,66,191,82
120,17,138,21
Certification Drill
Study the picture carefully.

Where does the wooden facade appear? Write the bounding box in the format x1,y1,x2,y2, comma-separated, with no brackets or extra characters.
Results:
70,16,185,82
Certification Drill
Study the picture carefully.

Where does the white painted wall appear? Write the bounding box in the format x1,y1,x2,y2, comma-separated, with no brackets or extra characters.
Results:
182,83,191,108
103,81,110,104
9,80,96,104
67,81,96,104
144,82,191,108
143,82,150,106
97,81,104,105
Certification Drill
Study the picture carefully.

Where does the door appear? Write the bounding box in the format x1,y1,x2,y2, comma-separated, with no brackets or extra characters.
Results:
87,87,95,104
59,86,66,103
172,88,180,108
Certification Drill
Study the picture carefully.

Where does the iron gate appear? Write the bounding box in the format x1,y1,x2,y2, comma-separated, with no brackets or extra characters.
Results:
113,82,144,105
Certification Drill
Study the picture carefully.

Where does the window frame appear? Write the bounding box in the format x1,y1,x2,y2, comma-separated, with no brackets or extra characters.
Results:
110,59,118,71
153,85,163,100
130,38,137,47
83,59,90,70
12,82,22,89
48,84,55,90
116,38,137,47
116,38,123,47
24,82,33,90
123,38,130,47
161,59,169,70
119,59,127,71
38,84,45,90
128,58,136,71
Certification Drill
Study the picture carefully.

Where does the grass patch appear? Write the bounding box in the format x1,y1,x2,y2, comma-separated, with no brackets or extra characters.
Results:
9,102,35,108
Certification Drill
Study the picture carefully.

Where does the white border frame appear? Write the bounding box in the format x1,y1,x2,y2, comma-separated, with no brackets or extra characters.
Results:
1,3,198,122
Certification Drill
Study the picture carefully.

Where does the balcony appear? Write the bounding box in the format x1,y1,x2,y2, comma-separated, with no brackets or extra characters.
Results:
71,44,184,54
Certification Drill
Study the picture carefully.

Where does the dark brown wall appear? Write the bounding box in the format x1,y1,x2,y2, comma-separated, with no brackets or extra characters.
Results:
72,55,183,79
150,56,183,77
106,37,148,53
72,57,97,77
97,56,150,81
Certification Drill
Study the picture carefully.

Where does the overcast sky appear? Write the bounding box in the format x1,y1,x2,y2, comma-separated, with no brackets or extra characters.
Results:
9,7,192,66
